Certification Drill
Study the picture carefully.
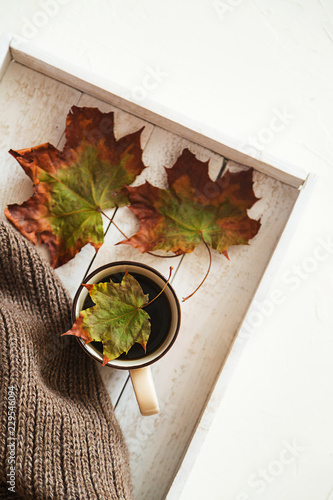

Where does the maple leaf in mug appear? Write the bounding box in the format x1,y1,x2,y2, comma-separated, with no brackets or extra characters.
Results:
120,148,261,258
5,106,145,268
63,273,151,365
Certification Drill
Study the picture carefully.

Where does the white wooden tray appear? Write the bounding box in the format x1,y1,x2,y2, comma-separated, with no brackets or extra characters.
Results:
0,35,314,500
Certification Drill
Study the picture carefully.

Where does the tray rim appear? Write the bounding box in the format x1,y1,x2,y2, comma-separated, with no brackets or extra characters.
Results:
0,34,317,498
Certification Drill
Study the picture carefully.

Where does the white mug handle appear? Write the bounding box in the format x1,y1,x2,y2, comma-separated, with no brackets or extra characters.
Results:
129,367,160,416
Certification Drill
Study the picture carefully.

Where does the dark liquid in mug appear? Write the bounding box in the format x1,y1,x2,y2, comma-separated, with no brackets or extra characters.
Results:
82,271,172,361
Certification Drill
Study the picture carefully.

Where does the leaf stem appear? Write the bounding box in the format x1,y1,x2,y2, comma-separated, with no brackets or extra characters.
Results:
99,209,129,240
99,208,178,259
141,267,173,309
182,237,212,302
147,251,179,259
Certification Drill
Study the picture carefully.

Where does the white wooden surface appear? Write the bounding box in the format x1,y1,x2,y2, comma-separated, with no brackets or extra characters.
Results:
0,58,301,499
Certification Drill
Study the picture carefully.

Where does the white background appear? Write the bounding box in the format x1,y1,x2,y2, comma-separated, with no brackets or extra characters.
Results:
1,1,333,499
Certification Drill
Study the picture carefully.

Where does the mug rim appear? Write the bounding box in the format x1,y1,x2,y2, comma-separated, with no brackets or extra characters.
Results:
72,261,181,370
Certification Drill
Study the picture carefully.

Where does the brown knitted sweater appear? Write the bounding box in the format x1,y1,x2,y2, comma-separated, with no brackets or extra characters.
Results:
0,223,133,499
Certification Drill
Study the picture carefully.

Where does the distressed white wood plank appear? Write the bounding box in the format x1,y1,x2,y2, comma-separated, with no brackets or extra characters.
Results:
114,165,299,500
88,125,224,413
55,93,155,298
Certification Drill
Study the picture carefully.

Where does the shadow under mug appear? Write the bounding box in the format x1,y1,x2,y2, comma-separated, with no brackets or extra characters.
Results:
72,261,181,416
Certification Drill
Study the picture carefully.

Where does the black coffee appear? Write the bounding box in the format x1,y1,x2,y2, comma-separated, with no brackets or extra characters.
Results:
82,271,172,360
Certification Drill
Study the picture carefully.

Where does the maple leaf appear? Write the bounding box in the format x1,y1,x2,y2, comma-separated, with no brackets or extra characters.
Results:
5,106,145,268
63,273,151,365
120,149,261,257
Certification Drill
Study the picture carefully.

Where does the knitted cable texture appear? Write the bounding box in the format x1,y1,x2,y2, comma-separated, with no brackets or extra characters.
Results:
0,223,133,499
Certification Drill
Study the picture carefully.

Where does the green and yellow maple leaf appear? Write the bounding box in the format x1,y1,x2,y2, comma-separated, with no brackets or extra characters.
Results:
120,148,261,257
63,272,151,365
5,106,145,268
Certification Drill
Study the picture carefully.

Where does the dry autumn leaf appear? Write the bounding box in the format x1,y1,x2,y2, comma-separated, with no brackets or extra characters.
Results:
5,106,145,268
120,148,260,256
63,273,151,366
119,149,261,299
